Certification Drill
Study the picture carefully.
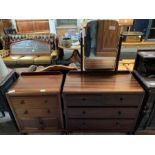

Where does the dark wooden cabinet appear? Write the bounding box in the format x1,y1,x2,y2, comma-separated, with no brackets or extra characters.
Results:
63,73,144,133
6,74,64,134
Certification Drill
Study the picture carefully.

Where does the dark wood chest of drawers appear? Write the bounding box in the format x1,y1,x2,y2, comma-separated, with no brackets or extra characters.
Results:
6,74,64,134
63,73,145,133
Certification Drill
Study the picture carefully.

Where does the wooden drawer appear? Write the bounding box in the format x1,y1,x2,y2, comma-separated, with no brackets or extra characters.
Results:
10,96,58,109
15,108,59,118
64,94,143,107
64,94,102,106
104,94,143,106
67,107,138,119
67,119,135,132
19,117,62,132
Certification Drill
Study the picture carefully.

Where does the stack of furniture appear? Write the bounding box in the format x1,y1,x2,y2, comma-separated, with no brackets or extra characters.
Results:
4,20,146,134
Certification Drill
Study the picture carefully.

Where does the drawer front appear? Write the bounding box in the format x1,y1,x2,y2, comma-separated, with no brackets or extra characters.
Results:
15,108,59,118
19,117,62,131
67,119,135,132
67,107,138,119
10,96,58,109
104,94,143,106
64,94,143,107
64,94,102,106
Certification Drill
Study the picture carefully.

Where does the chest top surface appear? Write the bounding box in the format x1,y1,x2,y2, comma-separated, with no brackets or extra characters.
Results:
63,73,144,93
7,74,63,96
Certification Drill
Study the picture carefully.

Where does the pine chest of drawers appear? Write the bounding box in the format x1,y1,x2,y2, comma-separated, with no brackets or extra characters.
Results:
63,73,145,133
6,74,64,134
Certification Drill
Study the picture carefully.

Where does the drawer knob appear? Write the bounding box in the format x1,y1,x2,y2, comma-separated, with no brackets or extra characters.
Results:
120,97,123,101
38,118,44,130
82,111,86,114
118,111,122,115
115,122,119,126
21,100,25,104
82,98,86,101
44,100,48,103
82,122,86,126
24,110,28,114
47,110,50,113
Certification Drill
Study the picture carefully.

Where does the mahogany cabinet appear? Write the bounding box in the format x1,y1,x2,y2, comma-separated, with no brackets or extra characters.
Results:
63,72,145,133
6,74,64,134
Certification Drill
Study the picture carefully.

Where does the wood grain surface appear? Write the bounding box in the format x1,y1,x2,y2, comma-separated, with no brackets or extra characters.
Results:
63,72,144,93
96,20,120,56
7,74,63,96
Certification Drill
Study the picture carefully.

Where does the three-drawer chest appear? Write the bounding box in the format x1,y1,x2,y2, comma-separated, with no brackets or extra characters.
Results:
6,73,64,134
63,72,145,133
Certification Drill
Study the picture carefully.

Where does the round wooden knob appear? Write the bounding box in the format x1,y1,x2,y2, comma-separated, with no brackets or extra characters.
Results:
24,110,28,114
82,98,86,101
82,111,86,114
115,122,119,126
82,122,86,126
44,100,48,103
118,111,122,115
21,100,25,104
120,97,123,101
